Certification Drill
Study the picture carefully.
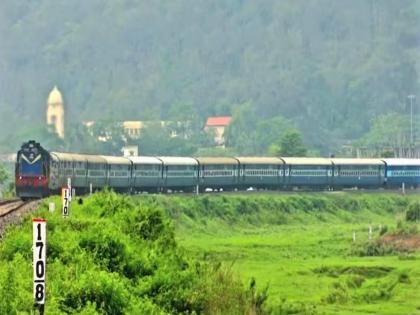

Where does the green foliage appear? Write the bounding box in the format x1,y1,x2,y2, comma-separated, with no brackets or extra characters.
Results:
0,192,269,314
0,162,11,198
174,192,420,314
0,1,418,155
351,240,399,257
0,163,8,185
356,113,419,155
62,271,130,315
271,129,307,157
225,104,296,155
135,122,198,156
269,300,318,315
406,201,420,222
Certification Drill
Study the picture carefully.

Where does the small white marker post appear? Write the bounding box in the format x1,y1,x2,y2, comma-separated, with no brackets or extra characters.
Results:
33,218,47,314
48,202,55,213
402,182,406,195
67,178,72,201
352,230,356,242
62,188,70,218
368,224,372,240
89,183,93,195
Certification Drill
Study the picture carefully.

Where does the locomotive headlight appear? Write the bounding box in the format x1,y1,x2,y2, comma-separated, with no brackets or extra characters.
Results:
19,176,22,180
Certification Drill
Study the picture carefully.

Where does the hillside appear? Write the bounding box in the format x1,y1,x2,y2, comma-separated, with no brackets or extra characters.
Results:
0,1,419,153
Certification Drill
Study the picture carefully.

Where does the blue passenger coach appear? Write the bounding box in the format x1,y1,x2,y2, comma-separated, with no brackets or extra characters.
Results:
331,158,385,189
281,158,332,189
383,158,420,188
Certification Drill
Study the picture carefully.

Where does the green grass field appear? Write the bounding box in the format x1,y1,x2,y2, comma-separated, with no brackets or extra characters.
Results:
1,191,419,314
172,192,420,315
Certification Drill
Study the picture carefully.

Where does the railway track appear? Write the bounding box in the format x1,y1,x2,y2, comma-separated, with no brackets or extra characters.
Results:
0,199,27,218
0,199,41,237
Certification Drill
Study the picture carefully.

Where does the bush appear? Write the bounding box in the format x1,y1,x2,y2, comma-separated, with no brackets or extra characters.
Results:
406,201,420,222
61,271,130,315
268,298,318,315
0,192,270,314
351,240,399,257
79,230,127,273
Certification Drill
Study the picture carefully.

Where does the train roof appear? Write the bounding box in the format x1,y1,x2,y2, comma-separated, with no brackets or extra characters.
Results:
235,157,284,164
79,154,106,163
51,152,106,163
128,156,163,165
101,155,131,165
50,152,74,162
382,158,420,166
195,157,239,165
157,156,198,166
331,158,384,165
280,157,332,165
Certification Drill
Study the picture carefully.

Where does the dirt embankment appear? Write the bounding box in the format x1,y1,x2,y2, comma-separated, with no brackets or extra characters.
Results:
381,234,420,251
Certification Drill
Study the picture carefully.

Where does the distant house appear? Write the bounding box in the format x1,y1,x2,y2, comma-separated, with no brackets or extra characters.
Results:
82,120,188,154
123,121,144,139
204,116,232,146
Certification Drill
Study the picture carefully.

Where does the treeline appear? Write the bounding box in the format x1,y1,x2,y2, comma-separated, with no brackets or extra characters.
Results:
6,115,308,157
0,1,418,154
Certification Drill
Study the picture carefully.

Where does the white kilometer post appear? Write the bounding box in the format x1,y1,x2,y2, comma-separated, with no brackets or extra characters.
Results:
67,178,72,201
62,188,70,217
33,218,47,310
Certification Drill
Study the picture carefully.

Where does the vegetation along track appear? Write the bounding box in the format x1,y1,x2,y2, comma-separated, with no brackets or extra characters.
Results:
0,199,41,237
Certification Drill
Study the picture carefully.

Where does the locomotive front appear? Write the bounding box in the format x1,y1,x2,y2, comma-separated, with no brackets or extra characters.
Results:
15,140,50,199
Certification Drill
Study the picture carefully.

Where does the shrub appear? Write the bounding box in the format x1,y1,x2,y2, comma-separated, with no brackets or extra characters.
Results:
268,298,318,315
406,201,420,222
79,230,127,273
61,271,129,315
351,240,398,256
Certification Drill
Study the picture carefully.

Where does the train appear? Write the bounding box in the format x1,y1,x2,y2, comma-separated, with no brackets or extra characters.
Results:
15,140,420,199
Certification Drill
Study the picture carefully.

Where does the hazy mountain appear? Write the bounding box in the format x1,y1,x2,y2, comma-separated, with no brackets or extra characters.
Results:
0,0,418,152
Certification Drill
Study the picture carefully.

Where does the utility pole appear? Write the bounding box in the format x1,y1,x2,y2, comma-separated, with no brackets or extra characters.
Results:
408,95,416,157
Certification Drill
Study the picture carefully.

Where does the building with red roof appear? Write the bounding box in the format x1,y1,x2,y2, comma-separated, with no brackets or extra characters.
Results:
204,116,232,146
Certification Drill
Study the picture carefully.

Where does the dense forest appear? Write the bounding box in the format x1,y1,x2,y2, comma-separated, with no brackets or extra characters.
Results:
0,1,419,155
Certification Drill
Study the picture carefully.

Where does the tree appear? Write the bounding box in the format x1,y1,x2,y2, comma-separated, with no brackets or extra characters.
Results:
357,113,414,156
136,122,196,156
0,163,8,186
271,129,307,157
0,163,9,198
224,103,258,155
255,116,294,154
88,121,128,155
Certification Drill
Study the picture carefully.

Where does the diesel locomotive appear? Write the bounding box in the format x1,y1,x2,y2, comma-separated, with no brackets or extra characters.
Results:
15,140,420,199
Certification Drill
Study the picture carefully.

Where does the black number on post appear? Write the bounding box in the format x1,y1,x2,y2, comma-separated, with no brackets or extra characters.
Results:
36,261,44,278
35,283,44,301
37,224,41,241
36,241,43,259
